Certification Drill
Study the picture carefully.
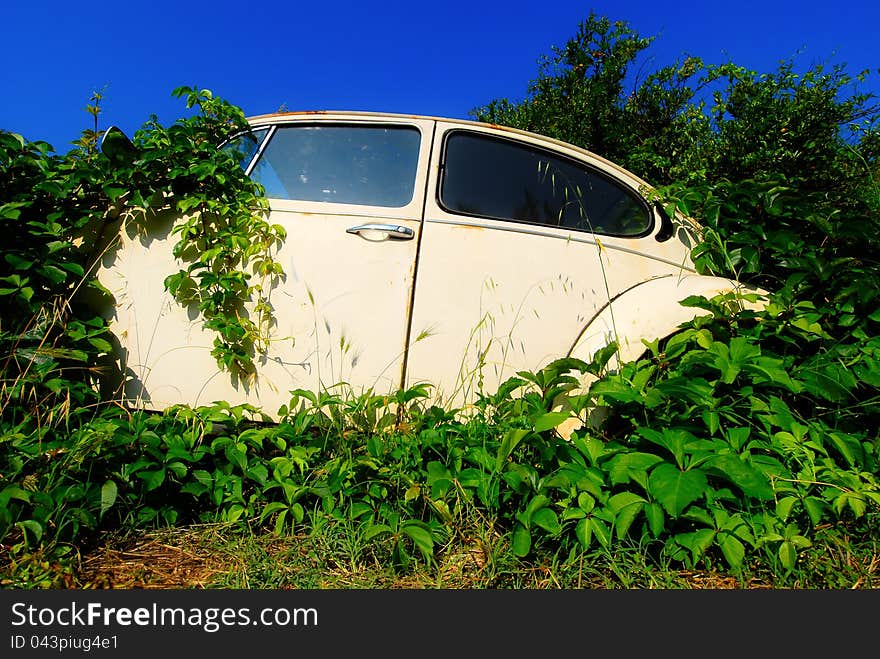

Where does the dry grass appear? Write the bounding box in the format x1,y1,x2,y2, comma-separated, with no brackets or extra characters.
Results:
76,525,503,590
77,526,246,589
8,518,873,590
69,524,778,590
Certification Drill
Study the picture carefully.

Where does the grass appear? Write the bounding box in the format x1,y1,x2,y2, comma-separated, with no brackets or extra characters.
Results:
5,516,875,590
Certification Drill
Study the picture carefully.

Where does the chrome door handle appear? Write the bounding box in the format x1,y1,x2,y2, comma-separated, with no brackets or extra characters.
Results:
346,223,414,240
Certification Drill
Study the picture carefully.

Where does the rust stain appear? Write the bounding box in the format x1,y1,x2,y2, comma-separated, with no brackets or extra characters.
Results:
247,110,330,122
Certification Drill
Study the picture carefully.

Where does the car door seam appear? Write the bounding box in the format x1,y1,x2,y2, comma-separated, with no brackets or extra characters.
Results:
398,120,438,391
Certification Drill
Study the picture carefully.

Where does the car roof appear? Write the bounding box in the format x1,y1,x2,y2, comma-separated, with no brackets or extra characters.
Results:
245,110,650,191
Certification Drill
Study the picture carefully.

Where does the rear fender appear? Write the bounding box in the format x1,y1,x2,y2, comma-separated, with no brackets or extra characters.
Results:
568,274,766,368
550,274,766,439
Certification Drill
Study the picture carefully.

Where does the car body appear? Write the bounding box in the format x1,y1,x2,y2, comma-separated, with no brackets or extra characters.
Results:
96,111,760,416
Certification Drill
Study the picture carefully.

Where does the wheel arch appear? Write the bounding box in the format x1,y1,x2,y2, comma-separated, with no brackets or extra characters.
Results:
567,274,767,368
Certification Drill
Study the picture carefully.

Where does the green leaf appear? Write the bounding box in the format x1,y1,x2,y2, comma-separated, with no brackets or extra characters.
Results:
718,534,746,569
791,316,826,337
728,336,761,364
709,341,739,383
139,468,166,491
531,507,562,535
608,452,663,488
609,492,646,539
88,337,114,353
591,518,611,548
724,427,751,451
645,502,665,537
259,502,289,522
225,444,248,471
290,503,304,523
349,502,372,519
647,464,708,517
402,523,434,560
587,342,620,372
522,494,551,525
836,492,867,519
675,528,715,561
534,411,571,433
0,486,32,504
562,507,586,521
4,253,33,270
706,454,774,500
225,504,245,522
744,357,799,390
273,509,289,535
803,497,826,527
0,202,26,220
855,356,880,387
99,480,117,517
589,377,643,403
17,520,43,543
193,470,213,486
571,435,610,467
575,518,592,549
796,362,857,402
570,486,592,507
404,484,421,502
776,496,797,520
637,427,697,465
364,523,393,541
246,462,268,485
827,432,861,468
39,264,68,285
496,428,531,470
512,524,532,556
694,329,714,349
779,541,797,571
103,185,128,201
651,376,715,406
608,491,647,514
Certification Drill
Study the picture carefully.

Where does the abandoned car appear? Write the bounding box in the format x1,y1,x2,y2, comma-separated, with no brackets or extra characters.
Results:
96,111,761,416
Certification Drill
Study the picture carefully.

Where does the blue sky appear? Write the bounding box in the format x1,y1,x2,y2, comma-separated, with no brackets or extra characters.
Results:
3,1,878,152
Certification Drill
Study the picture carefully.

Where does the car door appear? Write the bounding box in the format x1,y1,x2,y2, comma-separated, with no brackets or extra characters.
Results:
404,122,689,407
245,117,435,403
103,115,434,414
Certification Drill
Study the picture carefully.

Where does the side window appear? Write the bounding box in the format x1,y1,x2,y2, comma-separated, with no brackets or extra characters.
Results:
221,128,269,171
440,131,651,237
248,124,421,207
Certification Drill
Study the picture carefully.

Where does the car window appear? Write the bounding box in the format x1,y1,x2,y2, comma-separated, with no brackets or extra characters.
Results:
440,131,651,237
221,128,269,171
248,124,421,207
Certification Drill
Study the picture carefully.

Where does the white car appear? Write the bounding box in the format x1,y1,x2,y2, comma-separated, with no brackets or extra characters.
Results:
97,111,760,416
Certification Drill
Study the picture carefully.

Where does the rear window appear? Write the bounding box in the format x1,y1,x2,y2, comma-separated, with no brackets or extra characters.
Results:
249,124,421,207
440,131,651,237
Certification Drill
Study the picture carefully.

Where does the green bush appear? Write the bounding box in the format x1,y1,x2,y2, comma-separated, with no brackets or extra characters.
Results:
1,87,279,556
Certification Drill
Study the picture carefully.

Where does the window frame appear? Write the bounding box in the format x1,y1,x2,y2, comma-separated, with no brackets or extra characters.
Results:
242,121,424,210
437,128,654,239
219,126,275,176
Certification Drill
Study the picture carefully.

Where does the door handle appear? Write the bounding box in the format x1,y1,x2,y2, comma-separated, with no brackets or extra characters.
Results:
346,223,414,241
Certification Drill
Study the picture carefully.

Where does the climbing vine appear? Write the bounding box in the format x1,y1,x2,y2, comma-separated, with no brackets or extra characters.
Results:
104,86,286,376
1,86,285,394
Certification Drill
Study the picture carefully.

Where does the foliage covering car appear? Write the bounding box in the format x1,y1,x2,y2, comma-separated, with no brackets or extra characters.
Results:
96,111,761,415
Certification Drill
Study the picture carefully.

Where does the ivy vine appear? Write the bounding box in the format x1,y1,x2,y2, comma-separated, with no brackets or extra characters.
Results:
101,86,286,377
